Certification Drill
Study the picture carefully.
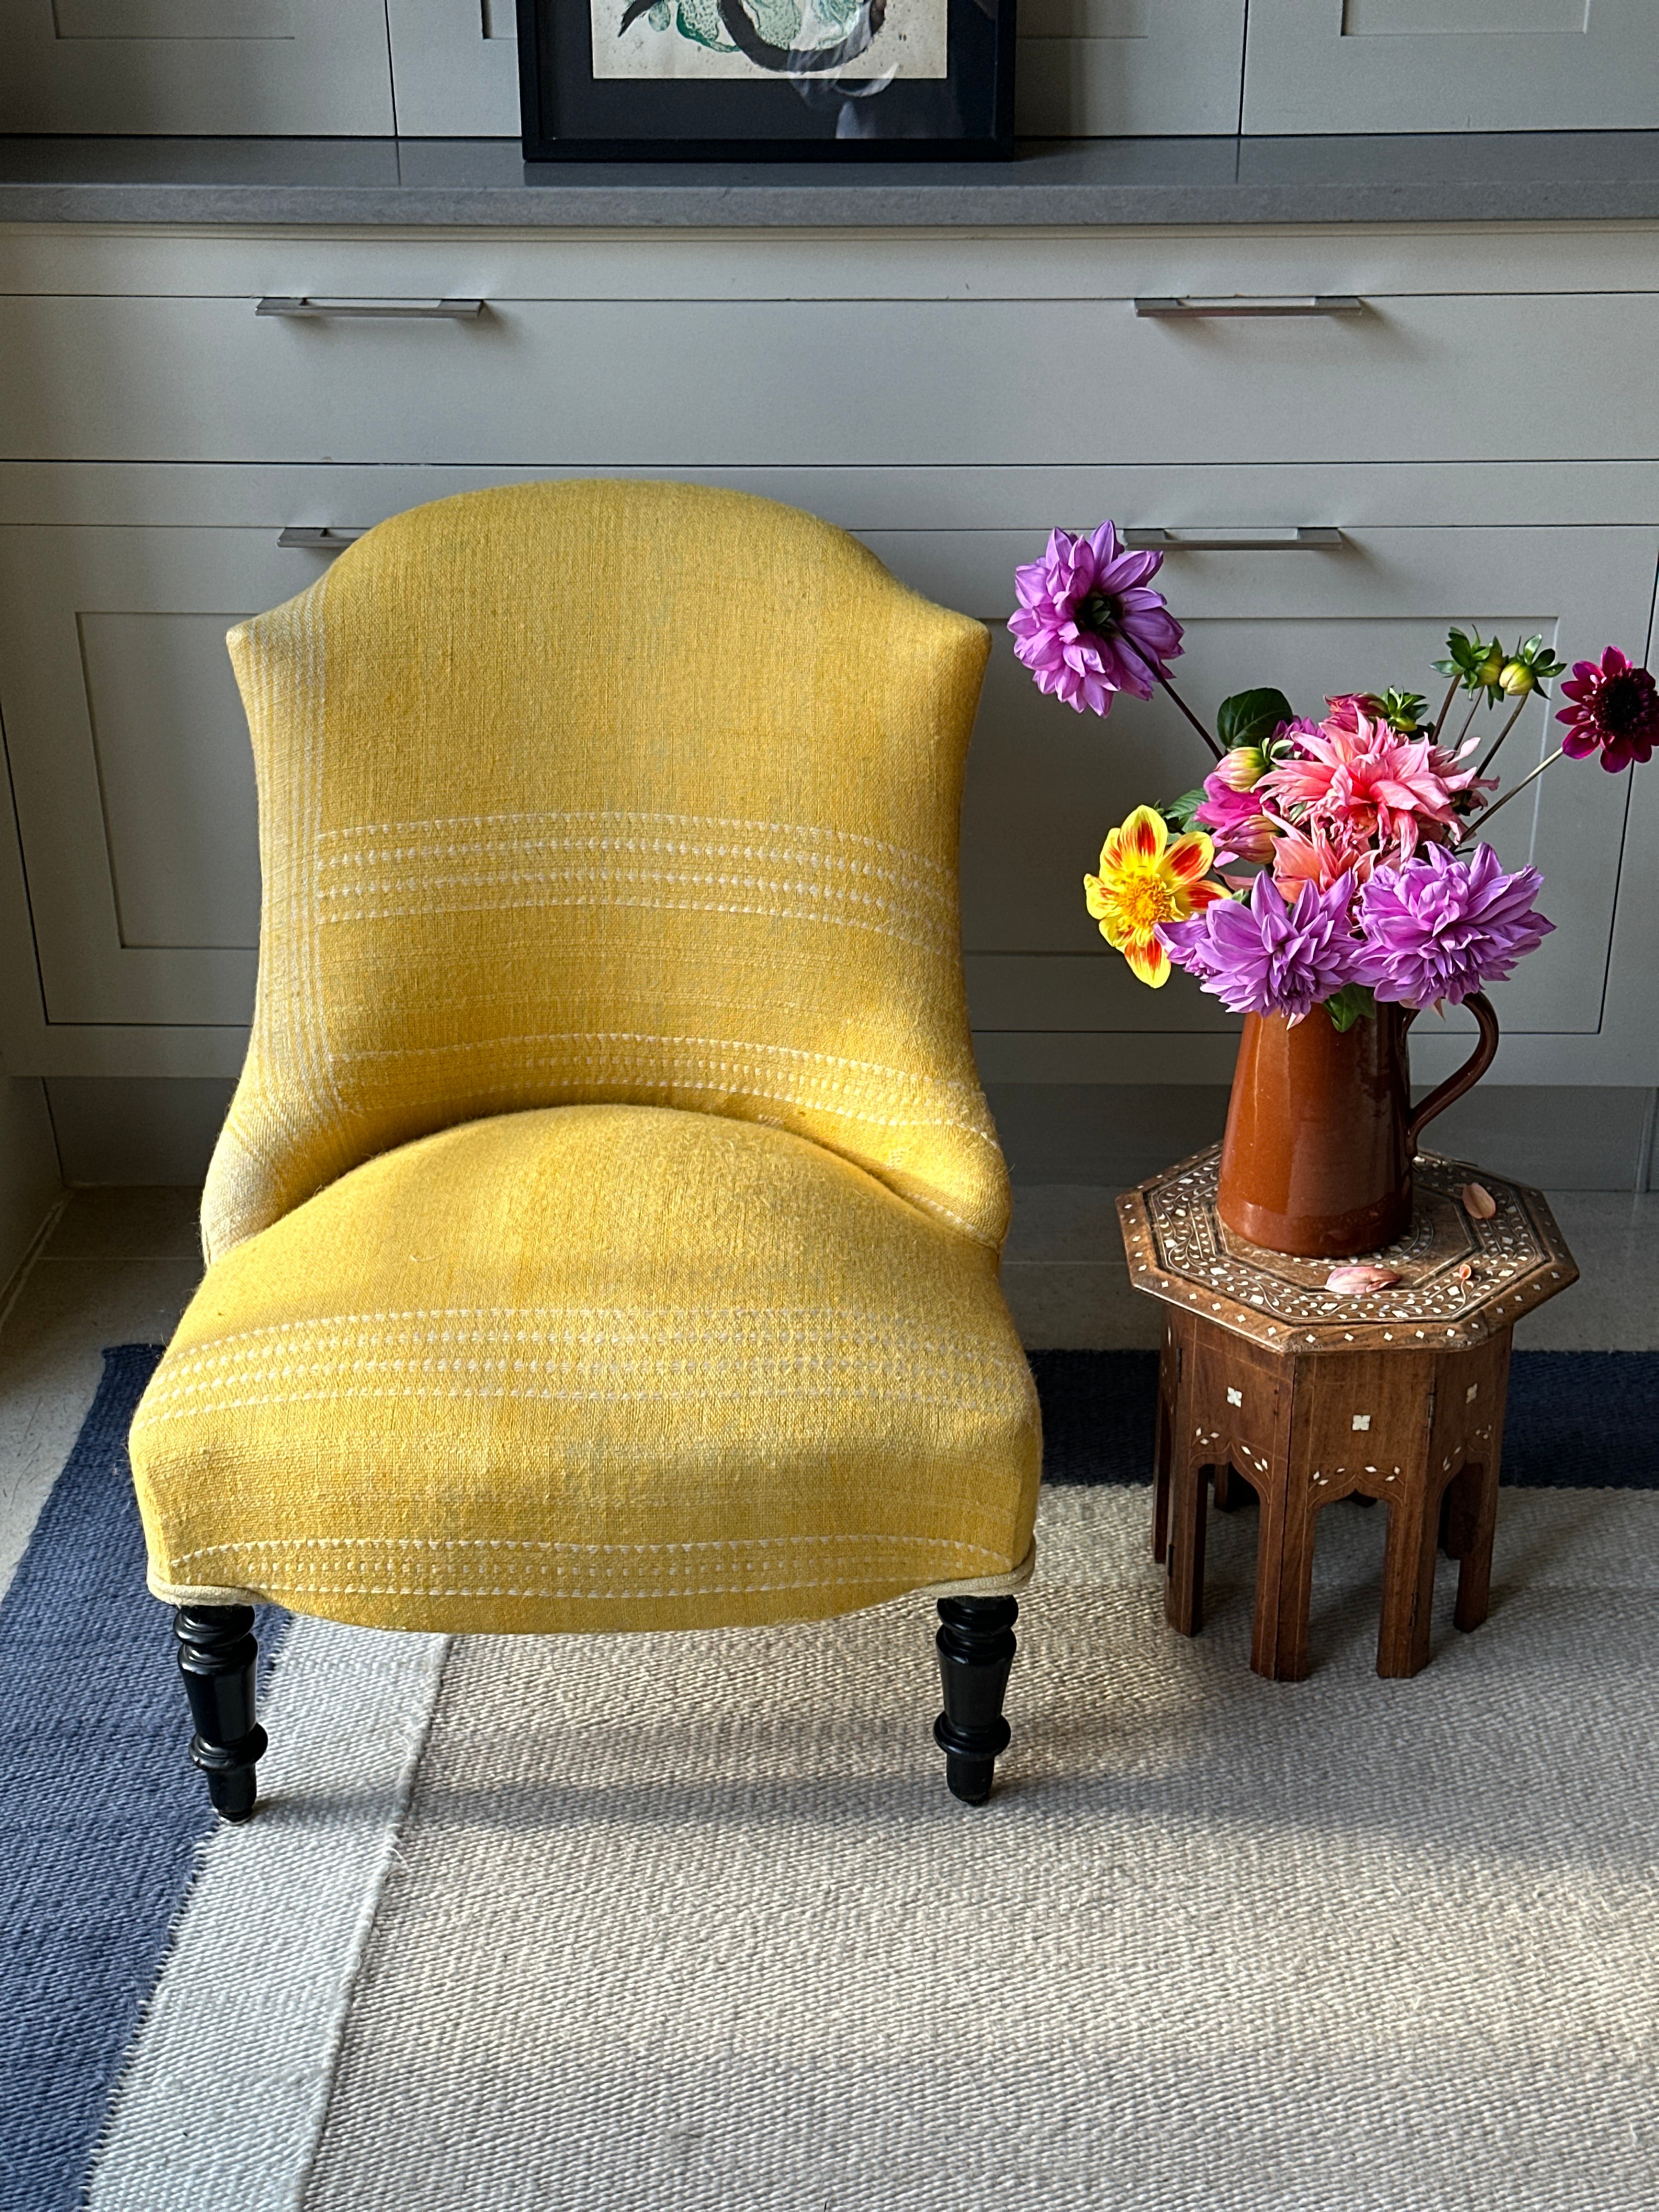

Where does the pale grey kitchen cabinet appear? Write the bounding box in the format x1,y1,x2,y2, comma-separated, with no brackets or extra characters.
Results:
1,223,1657,1106
1244,0,1659,136
0,0,395,135
0,500,1650,1090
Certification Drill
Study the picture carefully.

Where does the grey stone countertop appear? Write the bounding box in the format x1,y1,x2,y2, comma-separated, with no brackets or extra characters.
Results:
8,131,1659,228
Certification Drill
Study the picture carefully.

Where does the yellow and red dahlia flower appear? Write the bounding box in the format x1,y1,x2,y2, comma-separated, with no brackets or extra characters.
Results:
1083,804,1226,988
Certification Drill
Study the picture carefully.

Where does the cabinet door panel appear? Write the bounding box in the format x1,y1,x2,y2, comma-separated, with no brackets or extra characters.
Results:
1245,0,1659,134
0,528,294,1026
7,290,1659,469
939,526,1658,1041
386,0,519,137
0,0,393,132
1017,0,1246,137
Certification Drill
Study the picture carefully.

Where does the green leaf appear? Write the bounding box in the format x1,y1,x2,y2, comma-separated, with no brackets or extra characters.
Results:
1374,687,1430,733
1216,687,1295,753
1162,789,1207,832
1324,983,1378,1034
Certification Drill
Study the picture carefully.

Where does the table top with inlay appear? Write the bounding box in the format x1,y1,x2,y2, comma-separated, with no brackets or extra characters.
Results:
1117,1146,1578,1359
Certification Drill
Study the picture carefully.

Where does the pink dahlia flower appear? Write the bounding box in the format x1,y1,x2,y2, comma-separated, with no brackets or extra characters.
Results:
1158,869,1363,1023
1193,766,1276,865
1353,840,1552,1009
1255,707,1478,862
1555,646,1659,772
1008,522,1182,716
1268,815,1379,897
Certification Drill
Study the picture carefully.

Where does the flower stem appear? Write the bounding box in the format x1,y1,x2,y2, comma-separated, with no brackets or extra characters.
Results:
1431,675,1460,742
1158,677,1226,762
1479,744,1565,825
1476,696,1529,780
1456,698,1481,749
1112,631,1223,760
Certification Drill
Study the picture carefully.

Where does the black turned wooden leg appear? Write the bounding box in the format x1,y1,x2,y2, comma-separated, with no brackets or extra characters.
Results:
174,1605,268,1822
933,1595,1018,1807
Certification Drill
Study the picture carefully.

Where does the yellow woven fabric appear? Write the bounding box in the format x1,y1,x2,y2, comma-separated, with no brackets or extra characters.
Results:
133,1105,1040,1634
130,482,1040,1634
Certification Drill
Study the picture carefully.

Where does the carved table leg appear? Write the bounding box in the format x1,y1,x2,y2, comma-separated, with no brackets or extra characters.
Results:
934,1595,1018,1806
1449,1458,1500,1633
1153,1327,1181,1566
1212,1462,1250,1512
1377,1479,1442,1679
1164,1455,1210,1637
1251,1460,1319,1683
174,1605,268,1821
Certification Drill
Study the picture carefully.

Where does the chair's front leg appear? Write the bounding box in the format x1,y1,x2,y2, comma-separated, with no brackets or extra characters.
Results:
174,1605,268,1822
933,1595,1018,1805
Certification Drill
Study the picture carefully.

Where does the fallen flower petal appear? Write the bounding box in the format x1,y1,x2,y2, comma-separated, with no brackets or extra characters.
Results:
1325,1264,1402,1294
1462,1182,1498,1220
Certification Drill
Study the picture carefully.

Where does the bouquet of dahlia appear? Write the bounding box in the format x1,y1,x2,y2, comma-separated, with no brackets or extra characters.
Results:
1011,521,1659,1029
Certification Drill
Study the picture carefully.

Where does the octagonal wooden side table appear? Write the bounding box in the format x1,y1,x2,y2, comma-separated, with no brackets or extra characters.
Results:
1117,1146,1578,1681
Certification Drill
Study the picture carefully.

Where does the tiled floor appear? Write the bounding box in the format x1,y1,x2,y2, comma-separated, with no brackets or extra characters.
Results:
1,1180,1653,1605
0,1188,201,1605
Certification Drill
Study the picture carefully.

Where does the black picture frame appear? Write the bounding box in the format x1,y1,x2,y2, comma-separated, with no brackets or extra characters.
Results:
516,0,1015,162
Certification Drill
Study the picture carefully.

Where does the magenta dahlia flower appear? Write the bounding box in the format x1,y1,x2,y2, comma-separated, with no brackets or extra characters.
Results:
1193,763,1276,864
1008,522,1183,716
1555,646,1659,772
1354,841,1552,1009
1158,870,1363,1023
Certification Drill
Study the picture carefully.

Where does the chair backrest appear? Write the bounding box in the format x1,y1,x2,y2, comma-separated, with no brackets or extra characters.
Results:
205,481,1007,1260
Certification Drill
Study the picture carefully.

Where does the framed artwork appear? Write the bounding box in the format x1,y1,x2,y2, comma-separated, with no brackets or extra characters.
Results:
516,0,1015,161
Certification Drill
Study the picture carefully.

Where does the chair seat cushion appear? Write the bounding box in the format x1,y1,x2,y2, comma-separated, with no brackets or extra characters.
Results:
131,1106,1041,1635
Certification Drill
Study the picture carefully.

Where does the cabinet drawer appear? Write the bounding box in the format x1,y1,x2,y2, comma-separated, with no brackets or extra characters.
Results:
4,290,1659,468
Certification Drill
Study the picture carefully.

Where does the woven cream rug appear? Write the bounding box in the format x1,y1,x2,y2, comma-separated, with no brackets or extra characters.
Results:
92,1486,1659,2210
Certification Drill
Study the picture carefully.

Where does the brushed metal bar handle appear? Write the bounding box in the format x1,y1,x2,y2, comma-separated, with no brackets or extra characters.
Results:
256,296,486,320
1121,528,1345,552
1133,295,1364,319
278,526,367,551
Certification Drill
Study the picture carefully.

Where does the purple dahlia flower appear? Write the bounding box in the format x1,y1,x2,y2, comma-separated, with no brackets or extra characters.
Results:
1353,840,1552,1009
1008,521,1183,716
1157,870,1362,1023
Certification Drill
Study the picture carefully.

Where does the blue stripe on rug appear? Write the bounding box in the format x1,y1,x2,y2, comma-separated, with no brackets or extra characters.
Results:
0,1345,277,2212
1030,1348,1659,1488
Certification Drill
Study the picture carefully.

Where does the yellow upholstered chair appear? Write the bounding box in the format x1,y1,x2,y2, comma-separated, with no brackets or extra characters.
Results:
130,482,1041,1815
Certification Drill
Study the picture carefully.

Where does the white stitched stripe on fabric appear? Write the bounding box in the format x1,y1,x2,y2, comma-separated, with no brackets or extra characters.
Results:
348,1029,988,1105
143,1304,997,1348
315,884,953,956
137,1389,1035,1430
174,1531,1007,1567
314,806,955,893
318,848,954,920
85,1617,449,2212
206,1576,964,1601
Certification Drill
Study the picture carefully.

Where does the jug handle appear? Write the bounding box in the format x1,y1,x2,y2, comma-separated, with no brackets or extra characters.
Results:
1403,992,1500,1155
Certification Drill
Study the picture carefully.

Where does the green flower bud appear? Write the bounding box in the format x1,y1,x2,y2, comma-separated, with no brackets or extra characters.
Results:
1499,661,1536,696
1215,744,1268,791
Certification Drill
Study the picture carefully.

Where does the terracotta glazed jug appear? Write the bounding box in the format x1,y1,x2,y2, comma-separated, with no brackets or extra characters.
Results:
1215,994,1501,1259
